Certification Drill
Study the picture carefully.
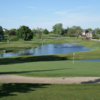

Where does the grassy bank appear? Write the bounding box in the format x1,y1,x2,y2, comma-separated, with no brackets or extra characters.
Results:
0,35,100,60
0,60,100,77
0,83,100,100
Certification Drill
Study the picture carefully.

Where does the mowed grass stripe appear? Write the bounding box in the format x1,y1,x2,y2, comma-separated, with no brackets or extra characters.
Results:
0,61,100,77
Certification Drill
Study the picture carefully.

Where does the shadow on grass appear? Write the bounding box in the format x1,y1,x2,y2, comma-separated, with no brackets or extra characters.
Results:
0,83,50,98
81,78,100,84
0,68,71,75
0,55,68,65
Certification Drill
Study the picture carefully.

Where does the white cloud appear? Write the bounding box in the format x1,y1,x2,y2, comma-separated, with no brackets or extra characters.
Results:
55,5,92,15
20,16,29,19
54,11,66,15
0,18,14,23
1,4,100,31
34,11,100,30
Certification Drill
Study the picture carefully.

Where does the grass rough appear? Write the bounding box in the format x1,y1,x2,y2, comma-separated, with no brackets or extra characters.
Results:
0,83,100,100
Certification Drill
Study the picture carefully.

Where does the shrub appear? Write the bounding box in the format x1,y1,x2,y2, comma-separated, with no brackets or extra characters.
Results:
9,36,19,41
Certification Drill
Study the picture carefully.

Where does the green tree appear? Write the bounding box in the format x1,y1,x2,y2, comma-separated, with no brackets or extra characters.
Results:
4,30,10,36
16,26,33,40
9,29,17,36
32,28,36,35
87,28,93,31
67,26,82,37
67,28,74,37
62,28,68,35
52,29,56,34
95,28,100,35
52,24,57,34
36,27,44,39
75,26,82,38
52,23,63,37
0,26,4,41
43,29,49,34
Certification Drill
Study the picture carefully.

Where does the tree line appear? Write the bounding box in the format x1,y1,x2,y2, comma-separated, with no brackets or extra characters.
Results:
0,23,100,41
0,26,49,41
52,23,100,38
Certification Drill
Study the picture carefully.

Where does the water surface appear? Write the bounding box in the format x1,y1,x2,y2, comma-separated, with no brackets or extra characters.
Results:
0,43,93,57
77,59,100,62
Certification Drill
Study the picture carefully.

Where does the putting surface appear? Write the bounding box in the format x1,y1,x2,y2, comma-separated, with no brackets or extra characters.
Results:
0,60,100,77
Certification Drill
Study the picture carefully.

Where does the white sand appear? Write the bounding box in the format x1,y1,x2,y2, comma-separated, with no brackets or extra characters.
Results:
0,75,100,84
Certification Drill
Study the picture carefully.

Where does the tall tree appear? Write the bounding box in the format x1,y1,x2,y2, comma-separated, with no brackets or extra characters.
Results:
52,23,63,37
87,28,93,31
36,27,44,39
16,26,33,40
75,26,82,38
67,26,81,37
67,28,74,37
4,30,10,36
0,26,4,41
95,28,100,35
43,29,49,34
62,28,68,35
9,29,17,36
32,28,36,35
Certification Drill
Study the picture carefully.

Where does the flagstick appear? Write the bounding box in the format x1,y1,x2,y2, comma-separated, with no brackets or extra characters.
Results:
73,53,74,64
73,52,75,64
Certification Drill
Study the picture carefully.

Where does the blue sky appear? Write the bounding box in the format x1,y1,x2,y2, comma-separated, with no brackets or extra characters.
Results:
0,0,100,31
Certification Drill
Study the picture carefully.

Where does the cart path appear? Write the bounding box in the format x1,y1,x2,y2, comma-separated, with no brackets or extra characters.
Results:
0,75,100,84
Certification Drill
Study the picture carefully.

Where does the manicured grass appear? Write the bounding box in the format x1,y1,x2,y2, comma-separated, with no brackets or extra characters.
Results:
0,35,100,60
0,36,100,100
0,83,100,100
0,61,100,77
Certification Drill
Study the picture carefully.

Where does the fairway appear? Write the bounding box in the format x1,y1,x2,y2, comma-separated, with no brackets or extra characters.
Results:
0,60,100,77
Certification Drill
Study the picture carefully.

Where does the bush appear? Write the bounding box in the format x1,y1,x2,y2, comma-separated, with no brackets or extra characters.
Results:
16,26,33,40
92,36,99,39
9,36,19,41
93,34,99,39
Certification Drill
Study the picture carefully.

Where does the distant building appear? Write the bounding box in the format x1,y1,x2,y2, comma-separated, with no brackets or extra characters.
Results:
3,28,7,32
81,29,94,40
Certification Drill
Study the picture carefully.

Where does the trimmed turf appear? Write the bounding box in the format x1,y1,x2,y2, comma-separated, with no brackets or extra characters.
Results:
0,36,100,100
0,61,100,77
0,83,100,100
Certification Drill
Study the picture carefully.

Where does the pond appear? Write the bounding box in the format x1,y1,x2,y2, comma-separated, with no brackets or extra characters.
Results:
76,59,100,62
0,43,93,57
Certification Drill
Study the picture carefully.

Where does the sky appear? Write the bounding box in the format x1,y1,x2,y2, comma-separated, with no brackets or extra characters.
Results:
0,0,100,31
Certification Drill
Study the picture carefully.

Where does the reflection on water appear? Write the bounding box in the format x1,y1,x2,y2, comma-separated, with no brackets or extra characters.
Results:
0,43,93,57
